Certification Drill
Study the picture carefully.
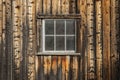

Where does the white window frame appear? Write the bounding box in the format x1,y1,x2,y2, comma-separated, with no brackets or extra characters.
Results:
42,19,77,53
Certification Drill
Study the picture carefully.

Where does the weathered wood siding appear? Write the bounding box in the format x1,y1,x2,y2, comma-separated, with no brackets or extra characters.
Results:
0,0,120,80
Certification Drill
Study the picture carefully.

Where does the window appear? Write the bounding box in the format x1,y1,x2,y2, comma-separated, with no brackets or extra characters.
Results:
42,19,76,52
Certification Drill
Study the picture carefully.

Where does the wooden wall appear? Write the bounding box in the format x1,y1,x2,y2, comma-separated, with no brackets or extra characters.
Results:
36,1,81,80
0,0,120,80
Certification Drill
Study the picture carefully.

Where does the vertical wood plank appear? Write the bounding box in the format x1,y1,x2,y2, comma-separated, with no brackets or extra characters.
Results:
12,0,22,79
36,0,43,15
47,56,52,80
65,56,70,80
115,0,120,79
0,0,3,79
43,0,47,14
61,56,66,80
40,56,44,80
43,56,51,80
6,0,12,80
95,0,103,80
62,0,66,14
70,56,73,80
102,0,111,80
27,0,36,80
35,56,39,80
69,0,76,14
77,0,80,13
57,56,62,80
1,0,6,79
21,0,24,79
79,0,87,80
110,0,119,80
52,0,58,15
0,0,2,44
46,0,51,14
50,56,57,80
65,0,69,14
57,0,62,14
36,19,42,80
43,56,48,80
21,0,28,79
72,56,78,80
86,0,96,79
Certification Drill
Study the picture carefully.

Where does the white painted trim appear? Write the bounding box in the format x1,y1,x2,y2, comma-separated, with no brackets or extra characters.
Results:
54,20,56,51
42,20,45,52
42,19,76,53
37,52,81,56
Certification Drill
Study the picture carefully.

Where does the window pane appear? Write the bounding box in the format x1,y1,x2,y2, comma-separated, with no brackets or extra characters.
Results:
45,20,54,35
66,20,75,35
66,36,75,50
56,36,65,50
45,36,54,50
56,20,65,35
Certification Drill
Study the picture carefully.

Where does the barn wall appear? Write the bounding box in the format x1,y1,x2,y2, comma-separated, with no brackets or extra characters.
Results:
0,0,120,80
36,1,82,80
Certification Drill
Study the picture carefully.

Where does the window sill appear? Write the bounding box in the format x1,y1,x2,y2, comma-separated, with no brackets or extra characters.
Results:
36,52,81,56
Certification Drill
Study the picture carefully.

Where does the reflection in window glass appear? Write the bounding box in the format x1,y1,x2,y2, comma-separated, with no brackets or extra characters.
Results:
66,36,75,50
45,20,54,35
56,20,65,35
45,36,54,50
56,36,65,50
66,20,75,35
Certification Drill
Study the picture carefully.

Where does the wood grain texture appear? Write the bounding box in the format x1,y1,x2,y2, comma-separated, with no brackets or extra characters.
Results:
36,0,79,16
36,0,43,15
86,0,96,80
72,56,79,80
115,0,120,79
1,0,6,79
43,0,47,14
43,56,48,80
37,56,81,80
12,0,22,79
27,0,36,80
102,0,111,80
6,0,13,80
69,0,76,14
0,0,119,80
38,56,44,80
110,0,119,80
64,0,69,14
52,0,58,15
61,56,66,80
50,56,57,80
95,0,103,80
21,0,28,79
57,0,62,14
65,56,70,80
0,0,3,79
57,56,62,80
46,0,51,14
79,1,87,80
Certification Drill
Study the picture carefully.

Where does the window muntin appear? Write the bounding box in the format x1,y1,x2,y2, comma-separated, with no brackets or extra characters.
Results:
43,19,76,52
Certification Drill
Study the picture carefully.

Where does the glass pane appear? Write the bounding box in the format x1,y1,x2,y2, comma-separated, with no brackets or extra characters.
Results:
66,36,75,50
45,36,54,50
66,20,75,35
45,20,54,35
56,20,65,35
56,36,65,50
